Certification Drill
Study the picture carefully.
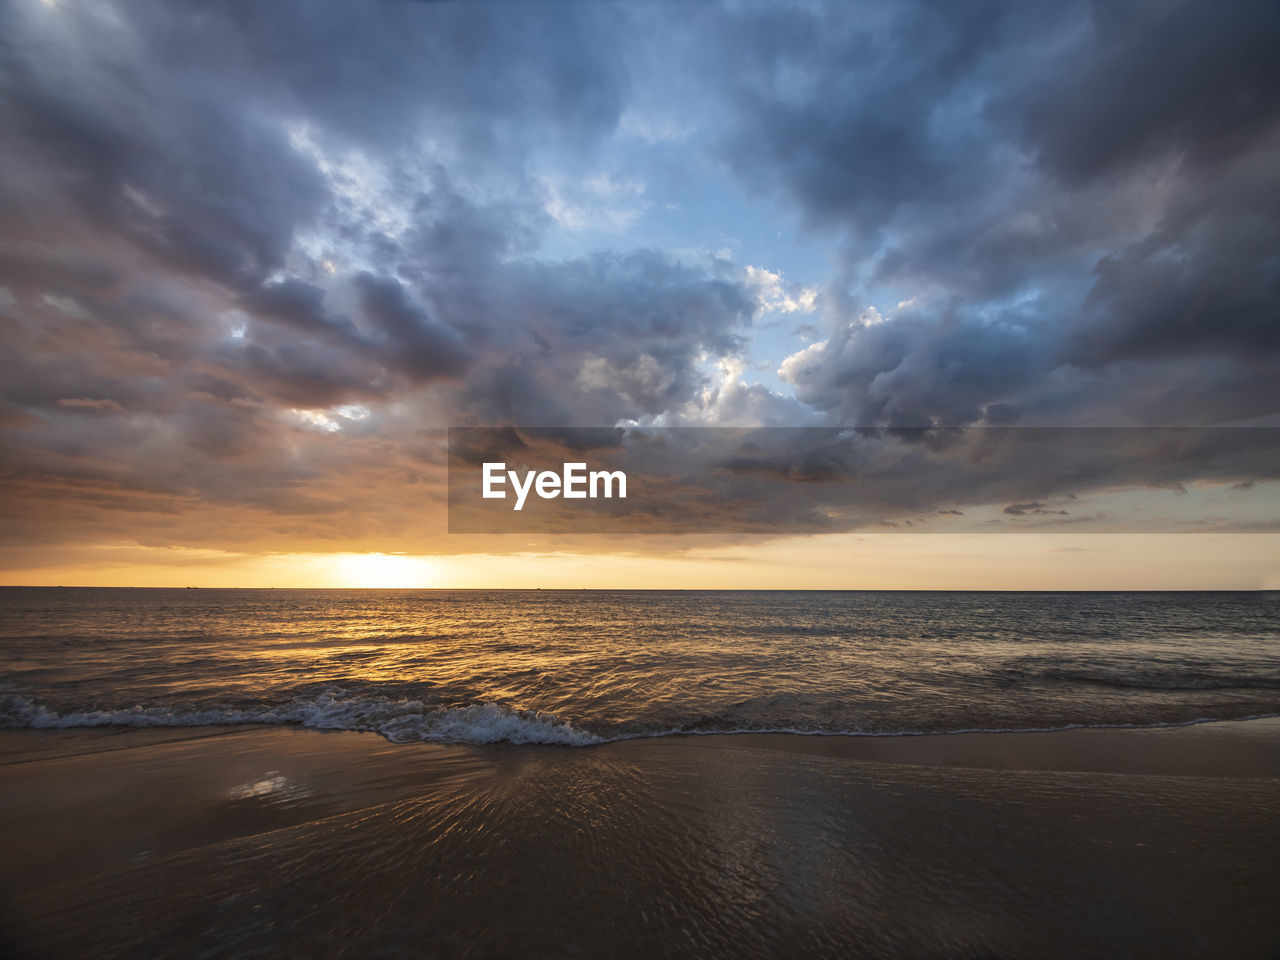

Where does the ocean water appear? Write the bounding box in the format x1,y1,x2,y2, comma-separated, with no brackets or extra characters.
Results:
2,588,1278,746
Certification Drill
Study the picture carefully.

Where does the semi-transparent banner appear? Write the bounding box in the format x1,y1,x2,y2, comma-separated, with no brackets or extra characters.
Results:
447,427,1280,534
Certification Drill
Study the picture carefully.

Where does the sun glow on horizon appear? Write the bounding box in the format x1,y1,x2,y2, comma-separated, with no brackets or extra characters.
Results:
331,553,441,588
1,535,1278,590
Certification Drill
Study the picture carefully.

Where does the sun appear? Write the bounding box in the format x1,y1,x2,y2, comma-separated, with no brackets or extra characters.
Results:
332,553,440,588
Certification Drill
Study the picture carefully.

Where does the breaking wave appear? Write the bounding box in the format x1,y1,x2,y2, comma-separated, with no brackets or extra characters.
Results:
4,691,1277,748
0,691,602,747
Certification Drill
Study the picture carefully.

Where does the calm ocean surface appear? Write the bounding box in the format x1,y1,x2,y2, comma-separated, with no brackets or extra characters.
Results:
2,588,1278,745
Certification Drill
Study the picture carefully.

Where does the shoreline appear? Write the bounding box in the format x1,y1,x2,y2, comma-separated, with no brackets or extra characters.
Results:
4,711,1280,773
3,717,1279,958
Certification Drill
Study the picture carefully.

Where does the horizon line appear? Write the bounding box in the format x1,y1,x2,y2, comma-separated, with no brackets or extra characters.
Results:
1,586,1274,593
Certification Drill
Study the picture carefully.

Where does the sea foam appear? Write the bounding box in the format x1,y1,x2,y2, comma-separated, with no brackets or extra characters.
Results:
0,691,602,747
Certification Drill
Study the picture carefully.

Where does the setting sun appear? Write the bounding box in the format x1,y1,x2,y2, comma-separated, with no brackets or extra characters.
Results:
331,553,440,589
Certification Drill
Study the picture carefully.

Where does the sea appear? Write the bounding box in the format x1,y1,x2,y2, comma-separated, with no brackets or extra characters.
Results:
3,587,1279,745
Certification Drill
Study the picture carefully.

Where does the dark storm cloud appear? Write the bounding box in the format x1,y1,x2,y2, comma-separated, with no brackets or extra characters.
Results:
704,0,1280,426
1065,149,1280,365
454,249,758,425
1008,0,1280,186
0,0,765,552
0,0,629,307
353,273,472,382
143,0,629,150
700,0,1076,241
781,306,1059,427
243,279,363,347
1,47,327,289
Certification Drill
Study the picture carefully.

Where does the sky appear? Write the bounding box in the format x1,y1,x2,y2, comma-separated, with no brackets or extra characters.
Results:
1,0,1278,588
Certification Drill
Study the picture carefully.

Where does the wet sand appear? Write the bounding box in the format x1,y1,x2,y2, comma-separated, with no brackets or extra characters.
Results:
2,720,1279,958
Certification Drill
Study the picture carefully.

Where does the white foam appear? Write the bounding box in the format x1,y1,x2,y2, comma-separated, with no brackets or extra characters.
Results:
0,692,602,747
3,692,1274,748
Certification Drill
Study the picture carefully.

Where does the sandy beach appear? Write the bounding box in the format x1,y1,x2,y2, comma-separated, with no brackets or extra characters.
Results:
3,719,1279,959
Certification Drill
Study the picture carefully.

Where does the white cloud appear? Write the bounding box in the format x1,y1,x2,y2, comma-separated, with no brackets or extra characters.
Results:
617,108,693,144
859,306,887,326
584,173,646,198
539,172,650,232
41,293,89,319
289,404,371,433
778,339,828,384
744,265,818,315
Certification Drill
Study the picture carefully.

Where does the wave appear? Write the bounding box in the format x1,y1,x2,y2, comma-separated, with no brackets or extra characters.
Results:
4,691,1277,747
0,691,601,747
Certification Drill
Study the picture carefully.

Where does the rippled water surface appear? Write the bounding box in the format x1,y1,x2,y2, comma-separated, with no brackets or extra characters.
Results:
2,588,1278,743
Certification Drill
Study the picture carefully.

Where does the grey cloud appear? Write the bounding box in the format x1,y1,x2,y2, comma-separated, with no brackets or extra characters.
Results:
453,249,759,425
353,273,472,384
229,338,384,410
697,1,1069,237
1066,149,1280,365
1003,502,1067,517
1,46,327,289
698,0,1280,430
159,0,629,151
782,308,1057,427
1007,0,1280,186
243,279,363,346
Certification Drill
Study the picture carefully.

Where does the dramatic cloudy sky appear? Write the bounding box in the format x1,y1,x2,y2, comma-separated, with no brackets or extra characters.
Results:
1,0,1278,587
